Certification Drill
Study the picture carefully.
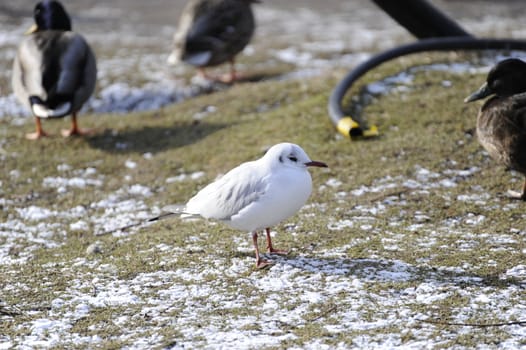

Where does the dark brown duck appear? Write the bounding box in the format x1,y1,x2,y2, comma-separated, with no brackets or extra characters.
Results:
465,58,526,199
168,0,259,83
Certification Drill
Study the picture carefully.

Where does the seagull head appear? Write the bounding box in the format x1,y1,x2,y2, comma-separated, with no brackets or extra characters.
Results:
264,143,328,170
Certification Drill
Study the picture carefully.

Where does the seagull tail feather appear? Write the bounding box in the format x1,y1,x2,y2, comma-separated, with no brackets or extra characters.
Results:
97,204,195,236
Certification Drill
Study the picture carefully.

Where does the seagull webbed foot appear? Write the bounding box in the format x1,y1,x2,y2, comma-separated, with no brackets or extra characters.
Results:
267,247,289,255
255,258,273,269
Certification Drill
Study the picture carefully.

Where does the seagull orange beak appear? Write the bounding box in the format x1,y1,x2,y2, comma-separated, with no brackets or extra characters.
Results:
305,161,328,168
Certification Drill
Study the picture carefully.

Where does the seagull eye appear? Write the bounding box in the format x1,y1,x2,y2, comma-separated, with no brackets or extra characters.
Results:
288,156,298,162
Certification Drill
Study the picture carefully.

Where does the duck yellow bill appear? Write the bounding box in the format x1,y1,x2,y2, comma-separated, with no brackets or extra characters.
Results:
24,24,38,35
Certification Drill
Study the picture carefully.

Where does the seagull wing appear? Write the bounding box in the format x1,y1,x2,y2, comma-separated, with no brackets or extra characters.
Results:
185,161,268,221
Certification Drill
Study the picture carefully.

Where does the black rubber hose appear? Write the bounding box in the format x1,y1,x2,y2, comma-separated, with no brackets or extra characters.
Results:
371,0,472,39
328,37,526,137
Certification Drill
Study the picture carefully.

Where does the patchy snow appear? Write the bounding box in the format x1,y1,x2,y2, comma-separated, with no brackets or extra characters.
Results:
16,206,56,221
89,81,182,114
2,1,526,349
3,3,523,121
347,165,482,199
166,171,206,183
3,170,526,348
8,250,520,349
327,219,354,231
125,159,137,169
43,176,103,190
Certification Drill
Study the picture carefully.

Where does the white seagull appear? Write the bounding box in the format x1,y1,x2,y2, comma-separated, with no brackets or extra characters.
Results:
160,142,328,268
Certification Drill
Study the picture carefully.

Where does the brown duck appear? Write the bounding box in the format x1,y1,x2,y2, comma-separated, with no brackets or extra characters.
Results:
465,58,526,199
12,0,97,140
168,0,259,83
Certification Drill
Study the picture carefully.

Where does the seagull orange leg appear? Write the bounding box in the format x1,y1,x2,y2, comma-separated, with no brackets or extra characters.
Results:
26,117,49,140
253,231,272,269
61,112,92,137
265,228,288,255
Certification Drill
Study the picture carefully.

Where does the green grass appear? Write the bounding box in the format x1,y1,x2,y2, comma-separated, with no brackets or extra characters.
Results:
1,52,525,348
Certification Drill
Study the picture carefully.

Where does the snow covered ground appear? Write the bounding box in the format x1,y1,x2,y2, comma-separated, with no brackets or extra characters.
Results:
2,160,526,348
1,0,525,119
1,1,526,348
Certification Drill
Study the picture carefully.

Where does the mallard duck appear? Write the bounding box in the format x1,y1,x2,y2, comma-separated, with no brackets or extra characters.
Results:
168,0,258,83
12,0,97,140
465,58,526,199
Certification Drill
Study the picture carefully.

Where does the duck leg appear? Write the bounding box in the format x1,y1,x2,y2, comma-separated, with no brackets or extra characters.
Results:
197,61,237,84
229,58,236,82
61,112,92,137
197,67,210,80
252,231,272,269
265,228,288,255
217,58,239,84
26,117,49,140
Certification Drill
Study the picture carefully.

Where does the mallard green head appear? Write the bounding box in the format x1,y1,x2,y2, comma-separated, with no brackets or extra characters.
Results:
26,0,72,34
